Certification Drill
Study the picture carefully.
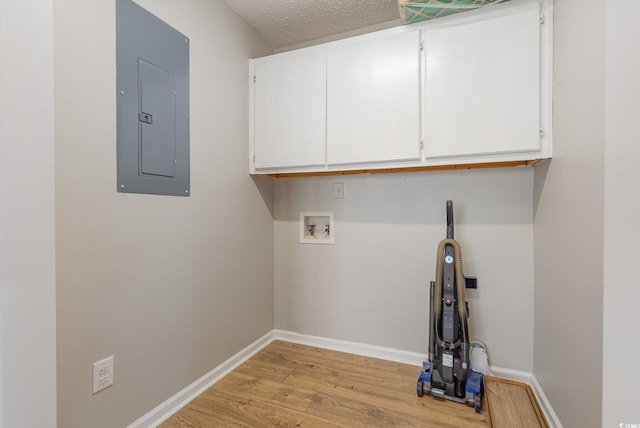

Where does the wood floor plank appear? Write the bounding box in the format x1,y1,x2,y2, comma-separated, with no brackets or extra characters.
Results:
160,341,492,427
227,372,435,428
246,349,411,397
485,376,548,428
182,389,335,428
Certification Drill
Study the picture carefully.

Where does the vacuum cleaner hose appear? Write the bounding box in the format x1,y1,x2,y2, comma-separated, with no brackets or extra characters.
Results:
433,238,468,348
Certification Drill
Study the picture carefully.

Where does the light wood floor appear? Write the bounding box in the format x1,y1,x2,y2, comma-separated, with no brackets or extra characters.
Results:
160,340,491,427
485,377,548,428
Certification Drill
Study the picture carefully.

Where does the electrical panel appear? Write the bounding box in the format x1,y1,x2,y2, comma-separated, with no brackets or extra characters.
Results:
116,0,190,196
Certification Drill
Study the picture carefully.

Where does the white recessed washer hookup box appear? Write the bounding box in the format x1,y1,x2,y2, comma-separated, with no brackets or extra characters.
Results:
300,211,334,244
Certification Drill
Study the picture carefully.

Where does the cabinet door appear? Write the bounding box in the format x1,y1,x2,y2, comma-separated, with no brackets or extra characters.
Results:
326,30,422,165
424,5,540,158
252,49,326,170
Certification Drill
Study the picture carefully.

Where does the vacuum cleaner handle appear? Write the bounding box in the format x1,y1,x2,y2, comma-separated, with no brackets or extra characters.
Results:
446,200,454,240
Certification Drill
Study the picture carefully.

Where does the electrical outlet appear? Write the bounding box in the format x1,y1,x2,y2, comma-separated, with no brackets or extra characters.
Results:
92,356,114,394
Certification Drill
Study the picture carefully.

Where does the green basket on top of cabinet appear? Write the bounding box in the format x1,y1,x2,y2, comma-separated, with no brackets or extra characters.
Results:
398,0,513,24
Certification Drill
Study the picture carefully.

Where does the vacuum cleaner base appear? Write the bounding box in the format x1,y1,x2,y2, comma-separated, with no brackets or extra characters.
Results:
417,358,484,412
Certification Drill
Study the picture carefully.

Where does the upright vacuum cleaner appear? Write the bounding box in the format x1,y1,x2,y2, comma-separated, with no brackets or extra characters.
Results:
417,200,484,412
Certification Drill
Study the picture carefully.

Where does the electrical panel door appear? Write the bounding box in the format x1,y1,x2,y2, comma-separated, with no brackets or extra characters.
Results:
117,0,189,196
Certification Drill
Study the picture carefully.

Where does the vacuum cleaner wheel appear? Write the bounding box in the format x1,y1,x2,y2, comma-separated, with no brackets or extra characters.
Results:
474,393,482,412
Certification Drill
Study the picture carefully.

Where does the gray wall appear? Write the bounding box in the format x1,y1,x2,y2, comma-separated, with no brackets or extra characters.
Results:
275,168,534,371
0,0,57,426
54,0,273,426
603,0,640,424
533,0,605,426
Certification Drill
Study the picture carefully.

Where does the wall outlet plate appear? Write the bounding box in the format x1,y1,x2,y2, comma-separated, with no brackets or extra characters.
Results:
92,356,114,394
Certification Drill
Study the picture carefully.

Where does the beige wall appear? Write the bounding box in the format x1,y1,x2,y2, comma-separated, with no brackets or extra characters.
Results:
603,1,640,425
533,0,605,425
275,168,535,371
54,0,273,426
0,0,57,426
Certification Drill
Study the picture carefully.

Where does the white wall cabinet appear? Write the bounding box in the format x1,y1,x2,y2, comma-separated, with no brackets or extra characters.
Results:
249,0,552,176
251,49,326,170
424,3,541,159
326,30,422,165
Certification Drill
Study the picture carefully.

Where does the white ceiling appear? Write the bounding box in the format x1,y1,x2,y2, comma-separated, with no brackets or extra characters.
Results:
223,0,402,50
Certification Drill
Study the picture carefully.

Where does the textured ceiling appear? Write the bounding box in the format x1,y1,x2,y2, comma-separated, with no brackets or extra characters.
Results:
223,0,401,50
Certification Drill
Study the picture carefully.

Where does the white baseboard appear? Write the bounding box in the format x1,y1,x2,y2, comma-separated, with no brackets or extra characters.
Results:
530,375,563,428
127,330,275,428
272,329,426,366
127,329,561,428
489,366,534,384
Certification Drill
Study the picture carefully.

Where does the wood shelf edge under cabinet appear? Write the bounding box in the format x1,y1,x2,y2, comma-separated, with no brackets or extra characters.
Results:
261,158,550,179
